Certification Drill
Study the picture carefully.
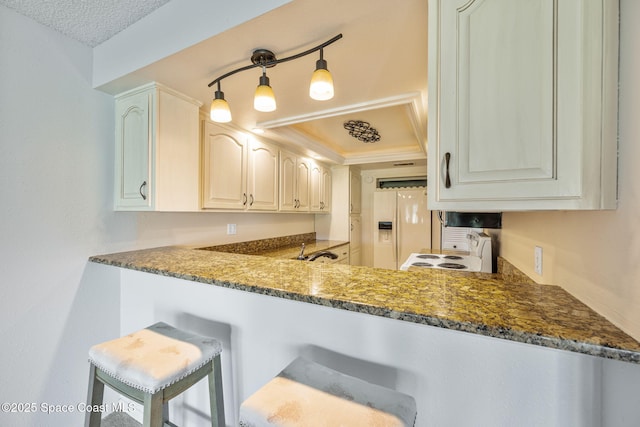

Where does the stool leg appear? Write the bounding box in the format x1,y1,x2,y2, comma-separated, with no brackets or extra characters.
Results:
143,392,164,427
85,364,104,427
208,355,225,427
163,402,169,424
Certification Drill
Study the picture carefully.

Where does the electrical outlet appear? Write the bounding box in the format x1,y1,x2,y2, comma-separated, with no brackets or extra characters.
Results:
534,246,543,275
227,224,237,235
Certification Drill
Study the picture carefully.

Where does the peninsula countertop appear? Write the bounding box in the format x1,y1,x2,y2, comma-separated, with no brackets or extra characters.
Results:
88,245,640,364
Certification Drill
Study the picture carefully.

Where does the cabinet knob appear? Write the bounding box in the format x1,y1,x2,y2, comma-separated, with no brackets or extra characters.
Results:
444,152,451,189
243,193,247,205
139,181,147,200
249,194,254,206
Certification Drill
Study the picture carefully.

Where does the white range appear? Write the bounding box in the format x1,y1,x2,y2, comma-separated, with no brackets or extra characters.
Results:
400,231,493,273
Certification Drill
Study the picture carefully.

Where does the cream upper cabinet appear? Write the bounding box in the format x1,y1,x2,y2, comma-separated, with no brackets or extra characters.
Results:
114,83,201,211
202,121,247,209
280,150,311,212
247,139,279,211
322,166,332,212
296,158,311,211
427,0,619,211
203,121,278,211
310,162,332,213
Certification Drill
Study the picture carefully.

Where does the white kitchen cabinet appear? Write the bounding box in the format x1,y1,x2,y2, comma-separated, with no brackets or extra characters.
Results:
202,122,246,210
322,166,332,212
349,215,362,266
314,165,362,265
202,121,278,211
247,138,279,211
350,169,361,214
310,162,332,213
427,0,619,211
114,83,201,211
280,150,311,212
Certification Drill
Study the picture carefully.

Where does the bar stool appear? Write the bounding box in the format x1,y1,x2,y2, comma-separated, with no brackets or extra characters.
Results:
85,322,225,427
239,357,417,427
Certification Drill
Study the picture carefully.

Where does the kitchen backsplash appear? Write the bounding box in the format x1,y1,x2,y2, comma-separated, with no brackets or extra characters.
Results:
200,232,316,254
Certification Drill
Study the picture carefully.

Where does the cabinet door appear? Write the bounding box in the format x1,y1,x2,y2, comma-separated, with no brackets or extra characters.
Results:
247,139,278,211
279,151,298,211
202,122,247,209
296,158,311,211
350,214,362,254
350,169,361,214
154,89,201,211
349,248,361,266
427,0,618,210
321,167,332,212
349,216,362,266
115,91,152,209
310,163,323,212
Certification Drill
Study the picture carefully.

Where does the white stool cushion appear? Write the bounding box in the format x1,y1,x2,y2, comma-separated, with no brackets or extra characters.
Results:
88,322,222,394
240,357,417,427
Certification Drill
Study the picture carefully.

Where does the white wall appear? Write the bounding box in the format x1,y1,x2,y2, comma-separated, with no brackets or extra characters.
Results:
93,0,291,89
499,0,640,342
0,5,312,426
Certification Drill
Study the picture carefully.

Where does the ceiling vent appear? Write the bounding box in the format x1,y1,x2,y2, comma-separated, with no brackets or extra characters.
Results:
377,176,427,189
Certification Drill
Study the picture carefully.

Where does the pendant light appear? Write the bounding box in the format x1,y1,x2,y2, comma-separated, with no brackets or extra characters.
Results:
209,82,232,123
206,34,342,123
254,67,277,112
309,48,334,101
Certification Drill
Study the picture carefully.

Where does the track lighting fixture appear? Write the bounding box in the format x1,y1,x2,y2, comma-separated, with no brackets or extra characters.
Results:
207,34,342,123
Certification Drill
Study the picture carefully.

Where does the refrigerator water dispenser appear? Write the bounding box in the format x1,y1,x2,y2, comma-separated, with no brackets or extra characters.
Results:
378,221,393,242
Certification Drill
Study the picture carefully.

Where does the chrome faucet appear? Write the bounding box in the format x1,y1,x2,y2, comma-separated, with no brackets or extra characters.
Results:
297,243,307,260
307,251,339,262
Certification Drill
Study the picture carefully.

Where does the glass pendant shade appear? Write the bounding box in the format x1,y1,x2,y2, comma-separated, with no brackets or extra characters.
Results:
309,57,334,101
254,71,276,112
210,90,232,123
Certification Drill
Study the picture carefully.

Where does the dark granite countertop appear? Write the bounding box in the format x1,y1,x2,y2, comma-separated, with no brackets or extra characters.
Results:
89,245,640,364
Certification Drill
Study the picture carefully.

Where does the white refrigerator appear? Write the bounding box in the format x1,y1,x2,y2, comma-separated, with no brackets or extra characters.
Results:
373,189,431,270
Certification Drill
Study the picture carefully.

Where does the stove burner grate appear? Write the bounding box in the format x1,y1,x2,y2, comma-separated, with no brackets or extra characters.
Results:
411,262,434,267
416,254,440,260
439,263,467,270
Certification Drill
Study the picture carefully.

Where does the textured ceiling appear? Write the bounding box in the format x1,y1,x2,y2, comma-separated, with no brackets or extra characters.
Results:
0,0,170,47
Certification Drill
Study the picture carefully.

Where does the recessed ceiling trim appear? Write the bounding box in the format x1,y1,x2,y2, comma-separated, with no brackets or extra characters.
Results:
269,128,345,164
342,151,427,166
404,101,427,155
256,92,424,129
